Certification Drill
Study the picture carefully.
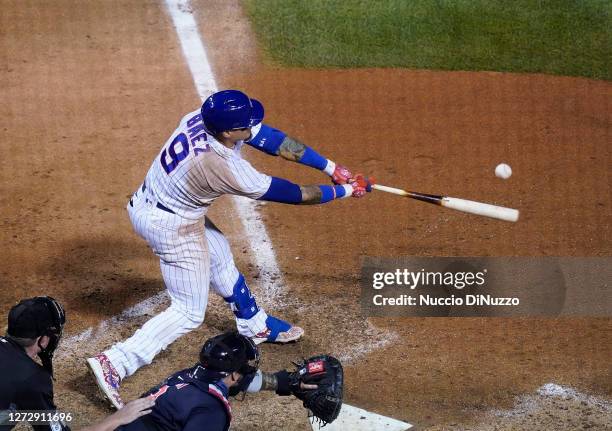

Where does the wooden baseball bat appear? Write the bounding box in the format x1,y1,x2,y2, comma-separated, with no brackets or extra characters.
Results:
371,184,519,222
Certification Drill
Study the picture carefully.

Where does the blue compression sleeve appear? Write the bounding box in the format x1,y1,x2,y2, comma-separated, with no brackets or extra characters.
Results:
299,146,328,170
246,124,286,156
259,177,348,204
247,125,329,170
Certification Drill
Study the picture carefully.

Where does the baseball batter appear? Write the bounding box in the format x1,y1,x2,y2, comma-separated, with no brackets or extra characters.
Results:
87,90,371,408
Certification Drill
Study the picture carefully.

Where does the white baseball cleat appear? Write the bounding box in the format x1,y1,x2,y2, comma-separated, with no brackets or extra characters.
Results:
86,354,124,409
251,316,304,345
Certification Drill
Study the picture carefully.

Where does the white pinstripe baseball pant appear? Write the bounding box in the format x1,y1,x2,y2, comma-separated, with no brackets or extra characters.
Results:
104,190,268,379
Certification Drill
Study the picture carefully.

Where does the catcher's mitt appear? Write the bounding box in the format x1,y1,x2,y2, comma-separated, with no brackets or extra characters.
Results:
288,355,343,426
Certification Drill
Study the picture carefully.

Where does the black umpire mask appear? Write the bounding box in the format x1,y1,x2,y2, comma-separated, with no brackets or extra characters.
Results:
7,296,66,377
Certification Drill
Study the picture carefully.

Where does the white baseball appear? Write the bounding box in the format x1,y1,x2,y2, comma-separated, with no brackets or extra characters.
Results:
495,163,512,179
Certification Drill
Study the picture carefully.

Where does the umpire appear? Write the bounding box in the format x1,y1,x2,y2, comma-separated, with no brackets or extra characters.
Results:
0,296,65,418
1,297,154,431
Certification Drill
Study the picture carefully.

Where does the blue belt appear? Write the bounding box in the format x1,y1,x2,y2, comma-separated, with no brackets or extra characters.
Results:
129,182,176,215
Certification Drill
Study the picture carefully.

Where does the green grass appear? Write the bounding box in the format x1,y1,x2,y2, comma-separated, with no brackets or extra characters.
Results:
242,0,611,80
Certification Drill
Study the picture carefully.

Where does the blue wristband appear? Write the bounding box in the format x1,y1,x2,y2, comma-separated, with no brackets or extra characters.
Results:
334,184,347,199
319,185,347,203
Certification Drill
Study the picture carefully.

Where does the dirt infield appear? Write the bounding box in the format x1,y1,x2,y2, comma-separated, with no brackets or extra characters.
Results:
1,1,610,430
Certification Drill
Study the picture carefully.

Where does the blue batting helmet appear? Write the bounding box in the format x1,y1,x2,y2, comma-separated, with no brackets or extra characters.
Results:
201,90,264,135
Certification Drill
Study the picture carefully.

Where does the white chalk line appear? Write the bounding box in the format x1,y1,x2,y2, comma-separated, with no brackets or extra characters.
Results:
60,0,394,366
491,383,611,419
336,321,399,364
57,291,169,360
537,383,611,408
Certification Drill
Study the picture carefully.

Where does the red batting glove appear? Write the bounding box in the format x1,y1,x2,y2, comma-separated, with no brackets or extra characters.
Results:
331,164,354,185
349,174,368,198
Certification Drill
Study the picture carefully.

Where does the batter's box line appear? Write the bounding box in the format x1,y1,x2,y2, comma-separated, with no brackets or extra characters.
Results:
57,291,170,361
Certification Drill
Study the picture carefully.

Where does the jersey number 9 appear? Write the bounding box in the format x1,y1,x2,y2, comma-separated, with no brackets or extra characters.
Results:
161,133,190,175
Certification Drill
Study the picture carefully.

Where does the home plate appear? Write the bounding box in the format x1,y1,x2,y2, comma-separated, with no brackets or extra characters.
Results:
310,404,412,430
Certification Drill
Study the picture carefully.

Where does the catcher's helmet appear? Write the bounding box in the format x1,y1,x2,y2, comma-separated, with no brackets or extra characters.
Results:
201,90,264,135
199,331,259,376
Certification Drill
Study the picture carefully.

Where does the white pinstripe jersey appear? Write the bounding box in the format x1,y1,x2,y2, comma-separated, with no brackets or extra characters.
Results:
143,109,271,220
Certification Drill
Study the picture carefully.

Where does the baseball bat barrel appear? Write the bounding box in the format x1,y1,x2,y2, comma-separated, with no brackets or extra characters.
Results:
371,184,519,222
440,196,519,222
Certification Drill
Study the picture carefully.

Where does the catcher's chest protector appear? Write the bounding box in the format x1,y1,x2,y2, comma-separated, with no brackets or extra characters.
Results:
207,383,232,426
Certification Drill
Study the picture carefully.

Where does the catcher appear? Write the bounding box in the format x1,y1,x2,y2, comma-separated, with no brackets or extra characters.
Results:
116,332,343,431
